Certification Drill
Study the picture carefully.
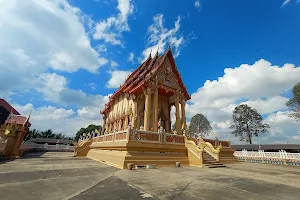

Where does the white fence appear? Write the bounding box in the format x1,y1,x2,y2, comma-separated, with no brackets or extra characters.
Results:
20,142,74,152
234,149,300,166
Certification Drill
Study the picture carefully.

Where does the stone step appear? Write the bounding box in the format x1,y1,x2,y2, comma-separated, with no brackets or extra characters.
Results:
205,163,224,166
204,159,217,162
124,160,190,168
207,165,226,168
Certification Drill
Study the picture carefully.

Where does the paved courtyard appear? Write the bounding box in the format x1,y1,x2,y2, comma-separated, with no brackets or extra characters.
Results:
0,152,300,200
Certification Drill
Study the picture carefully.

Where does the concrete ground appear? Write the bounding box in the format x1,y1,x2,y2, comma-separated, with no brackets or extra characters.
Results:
0,152,300,200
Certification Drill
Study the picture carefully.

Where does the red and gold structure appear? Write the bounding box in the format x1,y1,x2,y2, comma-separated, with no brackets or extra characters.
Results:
75,47,237,168
0,113,31,159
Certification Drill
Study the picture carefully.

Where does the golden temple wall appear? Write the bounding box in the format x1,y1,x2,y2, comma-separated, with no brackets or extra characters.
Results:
105,90,176,134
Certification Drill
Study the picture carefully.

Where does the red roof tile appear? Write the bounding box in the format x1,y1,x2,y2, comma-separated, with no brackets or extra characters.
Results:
6,115,30,126
0,99,20,115
101,47,190,114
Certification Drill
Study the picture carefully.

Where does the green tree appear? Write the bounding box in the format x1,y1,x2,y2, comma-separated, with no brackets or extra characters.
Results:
40,129,55,138
75,124,101,141
286,82,300,122
23,128,73,141
23,129,41,141
188,114,212,137
171,118,182,131
230,104,270,144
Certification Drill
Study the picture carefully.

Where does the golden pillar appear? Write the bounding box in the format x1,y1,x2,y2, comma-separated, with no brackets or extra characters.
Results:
132,100,137,127
175,93,181,135
113,121,117,132
124,117,128,129
144,89,152,131
118,119,122,131
152,87,159,132
181,100,186,133
101,115,106,135
167,104,171,132
105,121,109,134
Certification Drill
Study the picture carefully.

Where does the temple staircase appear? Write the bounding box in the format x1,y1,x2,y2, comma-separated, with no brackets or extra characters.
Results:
203,151,226,168
74,139,92,157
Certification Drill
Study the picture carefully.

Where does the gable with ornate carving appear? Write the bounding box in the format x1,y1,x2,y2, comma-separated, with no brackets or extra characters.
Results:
155,56,182,91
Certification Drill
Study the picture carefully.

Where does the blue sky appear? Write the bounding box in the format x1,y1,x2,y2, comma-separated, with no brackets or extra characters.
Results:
0,0,299,143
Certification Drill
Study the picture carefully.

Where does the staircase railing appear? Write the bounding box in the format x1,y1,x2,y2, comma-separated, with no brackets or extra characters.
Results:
201,142,222,161
185,138,204,166
185,139,203,160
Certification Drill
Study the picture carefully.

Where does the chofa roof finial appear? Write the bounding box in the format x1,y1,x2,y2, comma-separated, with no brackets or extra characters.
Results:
168,38,173,50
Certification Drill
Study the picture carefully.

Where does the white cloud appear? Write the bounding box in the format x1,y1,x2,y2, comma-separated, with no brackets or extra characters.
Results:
242,96,288,115
12,72,112,136
140,14,185,62
259,111,300,143
106,70,132,88
13,103,103,137
281,0,291,7
111,60,119,68
88,83,97,90
0,0,107,99
187,59,300,143
33,73,109,109
35,73,68,102
128,52,135,63
191,60,300,107
194,1,201,11
93,0,134,45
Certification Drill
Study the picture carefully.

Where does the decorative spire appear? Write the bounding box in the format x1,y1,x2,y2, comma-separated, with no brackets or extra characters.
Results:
167,43,171,51
168,38,172,49
23,110,32,127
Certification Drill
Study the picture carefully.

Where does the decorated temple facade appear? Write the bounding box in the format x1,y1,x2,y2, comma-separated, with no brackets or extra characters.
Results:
101,47,190,135
0,100,31,158
74,47,238,169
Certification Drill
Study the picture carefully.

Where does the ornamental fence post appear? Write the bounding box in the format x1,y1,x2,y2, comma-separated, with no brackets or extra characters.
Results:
126,123,132,142
159,127,164,144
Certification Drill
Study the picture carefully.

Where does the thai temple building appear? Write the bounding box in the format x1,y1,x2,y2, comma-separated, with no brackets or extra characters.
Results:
0,99,31,158
101,46,190,135
75,47,237,169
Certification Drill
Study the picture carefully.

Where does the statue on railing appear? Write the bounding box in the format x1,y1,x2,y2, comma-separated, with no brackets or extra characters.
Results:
158,118,164,133
139,125,144,130
212,131,219,147
95,129,100,137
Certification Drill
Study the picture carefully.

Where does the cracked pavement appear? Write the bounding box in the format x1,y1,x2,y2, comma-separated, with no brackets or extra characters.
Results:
0,152,300,200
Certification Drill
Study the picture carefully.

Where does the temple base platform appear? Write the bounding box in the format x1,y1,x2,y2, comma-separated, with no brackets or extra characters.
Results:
76,128,237,169
219,147,239,164
87,140,189,169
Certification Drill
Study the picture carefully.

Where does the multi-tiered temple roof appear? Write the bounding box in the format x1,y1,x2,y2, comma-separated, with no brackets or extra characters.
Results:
101,47,190,114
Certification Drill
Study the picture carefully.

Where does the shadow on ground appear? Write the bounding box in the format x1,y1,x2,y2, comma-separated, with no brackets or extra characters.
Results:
0,152,300,200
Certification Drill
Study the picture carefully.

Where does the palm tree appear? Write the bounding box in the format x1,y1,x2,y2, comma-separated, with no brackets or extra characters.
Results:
23,129,41,141
40,129,55,138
